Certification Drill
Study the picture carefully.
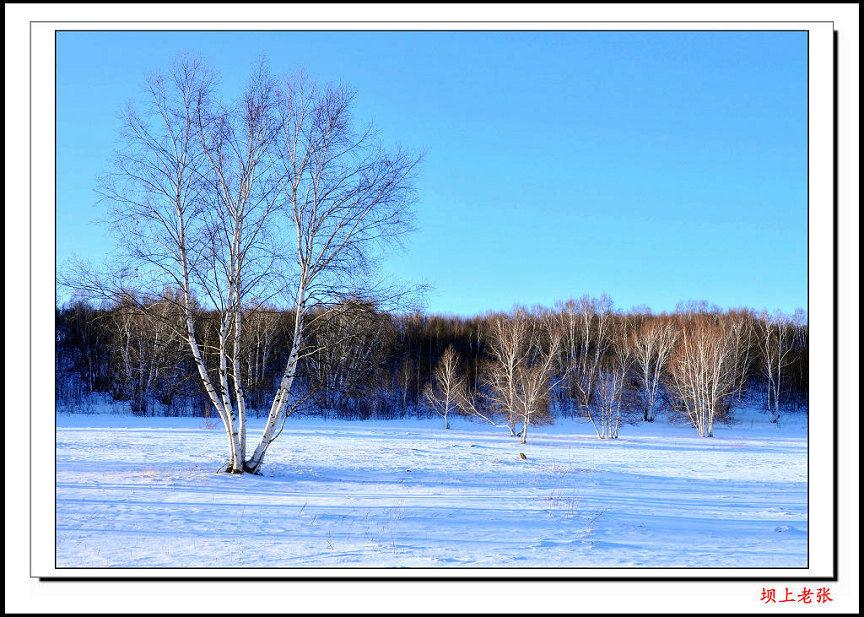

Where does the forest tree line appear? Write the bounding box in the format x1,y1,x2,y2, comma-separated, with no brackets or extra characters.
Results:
56,294,808,439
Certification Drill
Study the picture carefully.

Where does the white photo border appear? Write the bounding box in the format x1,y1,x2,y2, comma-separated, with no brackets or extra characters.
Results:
10,3,857,614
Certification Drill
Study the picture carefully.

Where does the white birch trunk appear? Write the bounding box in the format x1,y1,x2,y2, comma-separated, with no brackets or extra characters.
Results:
217,320,243,472
184,312,239,470
520,412,529,445
245,306,304,473
233,309,247,465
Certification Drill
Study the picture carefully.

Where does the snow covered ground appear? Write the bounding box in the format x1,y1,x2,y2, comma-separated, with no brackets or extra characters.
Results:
55,408,808,569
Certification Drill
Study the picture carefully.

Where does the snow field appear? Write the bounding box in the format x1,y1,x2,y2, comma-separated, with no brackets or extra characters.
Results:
55,411,807,568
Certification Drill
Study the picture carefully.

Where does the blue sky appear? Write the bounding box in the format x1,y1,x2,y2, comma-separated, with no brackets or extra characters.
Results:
56,30,808,316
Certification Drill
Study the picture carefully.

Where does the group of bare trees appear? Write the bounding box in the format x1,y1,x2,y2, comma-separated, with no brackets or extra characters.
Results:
664,314,741,437
58,296,809,443
56,295,187,415
103,294,187,414
757,308,807,424
441,308,562,444
57,297,287,416
417,299,808,442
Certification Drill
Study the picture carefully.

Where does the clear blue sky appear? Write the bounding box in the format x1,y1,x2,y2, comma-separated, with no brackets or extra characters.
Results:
56,30,808,316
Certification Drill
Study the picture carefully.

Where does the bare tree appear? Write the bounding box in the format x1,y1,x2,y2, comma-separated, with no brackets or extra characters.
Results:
454,368,515,438
106,294,185,414
241,305,286,411
666,315,741,437
190,58,279,469
305,299,395,416
71,57,420,473
85,55,264,471
56,300,110,396
243,73,421,472
483,311,528,437
423,344,462,429
790,308,809,409
727,309,756,406
630,317,677,422
757,310,796,424
396,356,414,412
510,318,561,444
594,319,633,438
556,295,614,438
459,308,560,444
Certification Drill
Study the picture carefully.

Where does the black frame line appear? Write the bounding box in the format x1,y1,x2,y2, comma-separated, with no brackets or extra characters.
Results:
36,22,836,584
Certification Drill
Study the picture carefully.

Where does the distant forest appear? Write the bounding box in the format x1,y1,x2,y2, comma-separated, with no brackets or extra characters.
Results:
56,295,808,434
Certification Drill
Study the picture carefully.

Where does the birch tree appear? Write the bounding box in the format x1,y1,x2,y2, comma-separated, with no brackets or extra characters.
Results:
556,295,614,438
304,299,395,416
727,309,756,406
459,308,561,444
483,311,529,437
790,308,809,409
594,320,633,438
510,319,561,444
88,55,266,470
757,310,796,424
73,57,420,473
243,73,420,472
191,59,279,470
666,315,741,437
423,344,462,429
630,317,677,422
106,294,185,414
241,306,286,411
